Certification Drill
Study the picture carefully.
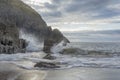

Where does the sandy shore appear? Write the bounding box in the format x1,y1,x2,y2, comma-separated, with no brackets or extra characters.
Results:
45,67,120,80
0,62,120,80
0,62,46,80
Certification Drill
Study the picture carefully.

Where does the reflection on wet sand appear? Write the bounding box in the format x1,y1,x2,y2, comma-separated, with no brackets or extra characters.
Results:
45,68,120,80
0,62,46,80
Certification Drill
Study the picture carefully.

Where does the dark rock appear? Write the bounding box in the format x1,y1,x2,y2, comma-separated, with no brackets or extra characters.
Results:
43,28,70,53
43,54,56,60
0,0,48,40
0,0,69,53
18,39,28,53
34,62,60,68
0,22,27,54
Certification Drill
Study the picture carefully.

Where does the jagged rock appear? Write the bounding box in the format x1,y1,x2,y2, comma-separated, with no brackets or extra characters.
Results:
0,0,48,40
34,62,60,69
43,28,70,53
60,48,120,57
0,0,69,53
0,22,27,54
18,39,28,53
43,54,56,60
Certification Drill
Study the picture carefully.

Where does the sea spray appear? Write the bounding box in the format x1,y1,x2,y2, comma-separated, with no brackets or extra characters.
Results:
51,41,66,54
20,30,44,52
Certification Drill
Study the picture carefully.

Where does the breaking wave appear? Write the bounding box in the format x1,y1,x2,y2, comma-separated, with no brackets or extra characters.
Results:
0,41,120,70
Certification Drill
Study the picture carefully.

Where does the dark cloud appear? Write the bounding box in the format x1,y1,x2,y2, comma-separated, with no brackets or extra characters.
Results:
43,0,120,23
41,11,62,18
64,0,120,19
92,9,120,19
44,2,58,10
51,0,63,4
36,0,65,22
65,0,107,12
23,0,120,23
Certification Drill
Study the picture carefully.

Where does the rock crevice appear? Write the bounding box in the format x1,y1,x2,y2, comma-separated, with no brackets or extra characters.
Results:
0,23,27,54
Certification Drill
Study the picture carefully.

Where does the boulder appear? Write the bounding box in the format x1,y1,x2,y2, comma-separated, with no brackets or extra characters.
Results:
34,62,60,69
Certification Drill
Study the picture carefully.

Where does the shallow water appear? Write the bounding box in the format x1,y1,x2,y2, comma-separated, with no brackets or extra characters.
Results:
45,67,120,80
0,51,120,69
67,42,120,53
0,31,120,69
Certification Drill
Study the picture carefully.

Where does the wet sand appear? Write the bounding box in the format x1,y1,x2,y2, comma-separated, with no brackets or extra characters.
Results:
0,62,46,80
1,62,120,80
45,67,120,80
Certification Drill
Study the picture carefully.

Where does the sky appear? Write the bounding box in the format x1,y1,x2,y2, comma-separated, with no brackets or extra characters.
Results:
22,0,120,31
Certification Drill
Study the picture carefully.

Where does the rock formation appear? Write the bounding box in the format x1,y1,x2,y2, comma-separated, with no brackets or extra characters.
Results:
0,0,48,40
34,62,60,68
0,22,27,54
43,27,70,53
0,0,70,53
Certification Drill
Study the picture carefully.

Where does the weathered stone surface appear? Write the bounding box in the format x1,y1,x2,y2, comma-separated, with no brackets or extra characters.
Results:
0,22,27,54
0,0,69,53
43,28,70,53
0,0,48,40
34,62,60,69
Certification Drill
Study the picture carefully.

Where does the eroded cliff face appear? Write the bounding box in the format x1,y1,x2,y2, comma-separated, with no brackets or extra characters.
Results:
0,0,48,40
0,23,27,54
0,0,70,53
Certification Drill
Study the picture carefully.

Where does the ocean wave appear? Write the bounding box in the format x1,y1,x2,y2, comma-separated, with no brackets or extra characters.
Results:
0,49,120,70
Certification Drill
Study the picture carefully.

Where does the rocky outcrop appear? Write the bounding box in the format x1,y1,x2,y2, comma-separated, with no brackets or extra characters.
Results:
34,62,60,69
0,22,27,54
0,0,48,40
0,0,69,53
43,27,70,53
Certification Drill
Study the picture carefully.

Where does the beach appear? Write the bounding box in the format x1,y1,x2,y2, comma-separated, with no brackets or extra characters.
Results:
0,62,120,80
0,62,46,80
45,67,120,80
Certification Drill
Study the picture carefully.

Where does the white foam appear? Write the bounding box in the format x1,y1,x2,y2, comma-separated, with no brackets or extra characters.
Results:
51,41,66,53
55,54,120,69
0,51,120,69
20,30,44,51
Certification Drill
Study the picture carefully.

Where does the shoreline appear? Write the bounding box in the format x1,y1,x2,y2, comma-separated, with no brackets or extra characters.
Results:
45,67,120,80
0,62,120,80
0,62,47,80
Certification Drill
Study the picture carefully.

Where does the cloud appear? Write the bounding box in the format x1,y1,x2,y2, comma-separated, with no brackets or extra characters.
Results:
41,11,62,18
22,0,120,30
64,0,120,21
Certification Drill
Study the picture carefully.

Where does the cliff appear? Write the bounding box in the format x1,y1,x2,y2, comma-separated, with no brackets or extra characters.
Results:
0,0,70,53
0,22,27,54
0,0,48,39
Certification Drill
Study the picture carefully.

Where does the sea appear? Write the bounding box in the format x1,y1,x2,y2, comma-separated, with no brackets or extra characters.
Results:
0,30,120,69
